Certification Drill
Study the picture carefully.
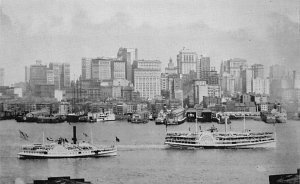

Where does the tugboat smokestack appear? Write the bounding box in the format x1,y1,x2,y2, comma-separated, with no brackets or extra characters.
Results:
72,126,77,144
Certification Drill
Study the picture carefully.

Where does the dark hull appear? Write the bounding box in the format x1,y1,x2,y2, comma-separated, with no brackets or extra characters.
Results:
217,118,231,124
37,117,65,123
66,115,84,122
166,118,186,126
131,119,148,124
15,116,38,122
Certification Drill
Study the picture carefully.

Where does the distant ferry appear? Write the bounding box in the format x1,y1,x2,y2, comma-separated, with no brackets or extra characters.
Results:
165,107,186,125
18,126,117,158
96,112,116,122
261,109,287,124
165,118,276,149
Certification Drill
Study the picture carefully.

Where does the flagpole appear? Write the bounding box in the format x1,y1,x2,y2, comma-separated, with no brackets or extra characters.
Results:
42,131,45,145
90,129,93,144
243,113,246,133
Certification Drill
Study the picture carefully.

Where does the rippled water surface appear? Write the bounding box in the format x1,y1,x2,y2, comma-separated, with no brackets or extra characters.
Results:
0,119,299,183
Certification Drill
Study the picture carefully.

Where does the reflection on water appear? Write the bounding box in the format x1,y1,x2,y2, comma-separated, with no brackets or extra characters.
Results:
0,119,300,184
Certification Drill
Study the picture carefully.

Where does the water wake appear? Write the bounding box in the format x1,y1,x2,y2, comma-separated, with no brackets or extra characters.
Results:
116,144,168,151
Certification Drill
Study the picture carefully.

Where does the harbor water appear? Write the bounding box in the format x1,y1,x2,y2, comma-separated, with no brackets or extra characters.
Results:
0,119,299,184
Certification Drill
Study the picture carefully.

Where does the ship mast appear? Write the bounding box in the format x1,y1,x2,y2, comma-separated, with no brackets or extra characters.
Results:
195,111,198,133
42,131,45,145
90,129,93,144
243,113,246,132
225,117,227,133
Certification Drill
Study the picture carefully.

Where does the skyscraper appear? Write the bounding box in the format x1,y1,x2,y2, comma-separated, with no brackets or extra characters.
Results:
49,62,70,89
25,66,30,83
165,58,177,74
29,60,47,90
117,48,138,82
0,68,4,86
241,67,253,93
134,60,161,100
251,64,264,79
177,48,197,75
113,60,126,79
91,57,114,81
220,58,247,94
62,63,70,88
196,56,210,80
81,58,92,80
46,69,54,85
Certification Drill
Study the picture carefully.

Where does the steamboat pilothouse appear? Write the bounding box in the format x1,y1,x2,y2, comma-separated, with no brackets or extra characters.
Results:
164,115,276,149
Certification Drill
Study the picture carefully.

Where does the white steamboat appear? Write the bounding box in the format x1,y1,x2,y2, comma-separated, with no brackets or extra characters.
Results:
18,126,117,158
165,116,276,149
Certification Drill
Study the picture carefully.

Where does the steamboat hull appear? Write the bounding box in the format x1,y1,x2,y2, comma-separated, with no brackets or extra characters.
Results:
18,148,117,159
165,140,276,149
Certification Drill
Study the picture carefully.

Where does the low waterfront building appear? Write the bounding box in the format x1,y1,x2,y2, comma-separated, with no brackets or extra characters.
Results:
33,84,55,98
203,96,221,108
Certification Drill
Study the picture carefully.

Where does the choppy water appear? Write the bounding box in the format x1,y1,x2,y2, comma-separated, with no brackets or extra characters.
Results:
0,119,299,184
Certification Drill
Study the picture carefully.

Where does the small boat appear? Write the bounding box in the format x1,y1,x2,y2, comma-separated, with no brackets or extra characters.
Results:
78,116,96,123
18,126,117,159
155,111,166,125
16,110,50,122
97,111,116,122
131,112,148,124
186,108,197,122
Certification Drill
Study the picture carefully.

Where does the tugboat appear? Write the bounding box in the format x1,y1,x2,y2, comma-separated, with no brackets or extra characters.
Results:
155,110,166,125
16,110,50,122
18,126,117,158
131,111,149,124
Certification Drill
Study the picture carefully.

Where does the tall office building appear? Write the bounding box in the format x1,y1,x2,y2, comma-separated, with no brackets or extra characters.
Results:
220,58,247,94
165,58,177,74
0,68,4,86
25,66,30,83
29,60,47,90
252,78,270,95
81,58,92,80
194,80,208,104
117,48,138,82
220,58,247,78
46,69,54,85
113,60,126,79
49,62,70,89
134,60,161,100
221,72,235,95
91,57,113,81
241,68,253,93
196,56,210,80
177,48,197,75
251,64,264,79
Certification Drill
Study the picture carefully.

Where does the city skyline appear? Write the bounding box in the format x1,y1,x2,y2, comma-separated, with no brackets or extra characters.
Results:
1,0,300,85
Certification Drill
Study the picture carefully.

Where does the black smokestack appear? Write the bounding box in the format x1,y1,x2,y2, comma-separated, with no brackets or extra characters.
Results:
72,126,77,144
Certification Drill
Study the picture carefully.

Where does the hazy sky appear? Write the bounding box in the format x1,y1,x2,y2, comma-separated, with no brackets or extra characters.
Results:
1,0,300,85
